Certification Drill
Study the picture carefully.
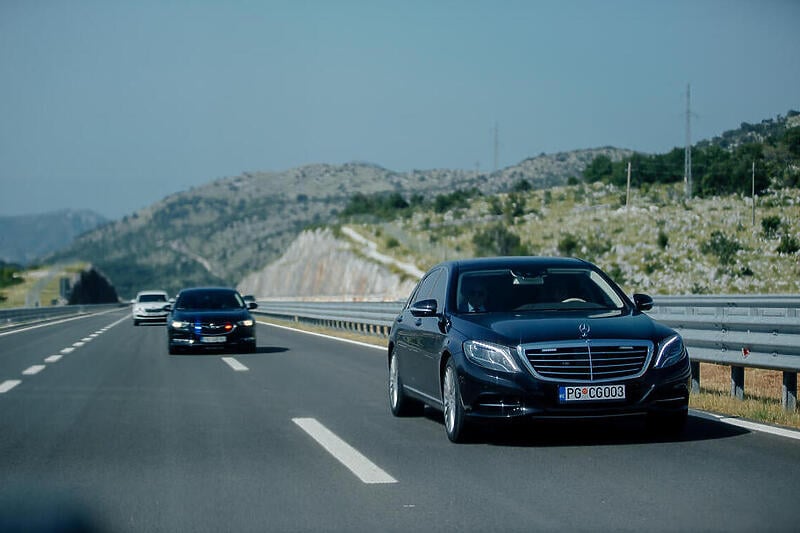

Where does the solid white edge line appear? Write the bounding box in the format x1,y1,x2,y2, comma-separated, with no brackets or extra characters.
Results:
221,357,249,372
22,365,46,376
0,380,22,393
293,417,397,484
258,320,385,351
0,307,123,337
690,409,800,441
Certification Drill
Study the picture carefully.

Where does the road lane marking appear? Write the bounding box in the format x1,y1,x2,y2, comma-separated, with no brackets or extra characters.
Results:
293,417,397,484
72,341,85,347
44,355,62,363
222,357,249,372
61,347,75,354
81,337,92,342
0,380,22,393
22,365,46,375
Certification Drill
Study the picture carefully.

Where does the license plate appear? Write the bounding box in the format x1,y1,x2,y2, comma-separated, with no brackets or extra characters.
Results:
559,384,625,402
201,336,227,344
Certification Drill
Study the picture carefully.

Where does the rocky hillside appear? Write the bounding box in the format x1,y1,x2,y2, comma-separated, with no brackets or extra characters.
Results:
43,149,629,299
237,228,417,301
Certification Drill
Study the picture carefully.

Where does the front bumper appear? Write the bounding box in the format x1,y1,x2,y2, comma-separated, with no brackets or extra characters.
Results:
456,358,691,421
167,326,256,350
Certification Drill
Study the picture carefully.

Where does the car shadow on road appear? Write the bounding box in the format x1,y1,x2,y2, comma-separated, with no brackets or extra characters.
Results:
421,408,749,447
167,346,289,356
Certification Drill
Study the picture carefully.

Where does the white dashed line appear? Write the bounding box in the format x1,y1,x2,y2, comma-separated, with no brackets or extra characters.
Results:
61,347,75,354
222,357,249,372
72,342,85,347
22,365,46,376
293,417,397,484
0,380,22,393
44,355,62,363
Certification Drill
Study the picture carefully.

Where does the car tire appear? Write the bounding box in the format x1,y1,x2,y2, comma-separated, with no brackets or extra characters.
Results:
168,343,179,355
389,351,423,417
443,359,470,443
133,319,139,326
647,409,688,438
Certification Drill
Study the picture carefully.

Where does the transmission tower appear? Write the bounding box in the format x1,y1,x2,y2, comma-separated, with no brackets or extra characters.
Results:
684,84,692,199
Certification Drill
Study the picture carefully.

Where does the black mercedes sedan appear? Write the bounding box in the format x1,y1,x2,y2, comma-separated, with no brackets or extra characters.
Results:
165,287,257,354
388,257,691,443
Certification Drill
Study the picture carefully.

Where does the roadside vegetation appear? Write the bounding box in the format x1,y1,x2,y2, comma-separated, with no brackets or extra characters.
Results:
340,181,800,296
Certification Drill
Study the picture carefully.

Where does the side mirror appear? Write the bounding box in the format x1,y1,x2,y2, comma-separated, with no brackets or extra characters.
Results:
163,304,173,312
410,299,438,317
633,293,653,312
247,302,258,310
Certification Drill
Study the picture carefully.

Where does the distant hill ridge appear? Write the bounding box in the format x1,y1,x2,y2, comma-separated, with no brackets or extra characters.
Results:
44,147,630,298
0,209,107,265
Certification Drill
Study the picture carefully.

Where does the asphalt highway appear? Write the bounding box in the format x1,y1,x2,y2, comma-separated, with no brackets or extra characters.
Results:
1,309,799,532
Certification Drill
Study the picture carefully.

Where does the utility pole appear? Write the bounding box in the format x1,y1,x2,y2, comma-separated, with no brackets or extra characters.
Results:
752,161,756,226
684,83,693,200
626,161,632,209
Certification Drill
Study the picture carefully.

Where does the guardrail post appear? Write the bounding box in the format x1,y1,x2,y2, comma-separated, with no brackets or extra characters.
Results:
690,361,700,394
782,372,797,412
731,366,745,400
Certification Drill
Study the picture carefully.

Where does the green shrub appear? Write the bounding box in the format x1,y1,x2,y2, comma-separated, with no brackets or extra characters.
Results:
473,224,527,256
557,234,580,257
657,231,669,249
761,215,782,239
776,234,800,255
701,231,742,265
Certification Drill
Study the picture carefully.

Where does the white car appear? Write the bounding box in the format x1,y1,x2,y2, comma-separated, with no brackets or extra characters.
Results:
132,290,170,325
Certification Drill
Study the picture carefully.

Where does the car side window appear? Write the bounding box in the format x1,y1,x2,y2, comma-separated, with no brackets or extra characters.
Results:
430,268,448,310
411,269,442,307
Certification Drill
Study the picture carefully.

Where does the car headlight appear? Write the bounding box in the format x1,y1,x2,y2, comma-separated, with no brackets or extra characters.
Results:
238,319,254,327
463,340,521,373
171,320,190,330
654,334,687,369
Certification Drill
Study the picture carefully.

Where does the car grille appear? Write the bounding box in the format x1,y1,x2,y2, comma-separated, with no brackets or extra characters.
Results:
521,341,652,382
194,322,233,335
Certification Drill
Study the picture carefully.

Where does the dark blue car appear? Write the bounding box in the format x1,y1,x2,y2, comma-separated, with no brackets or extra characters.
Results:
166,287,257,354
388,257,691,443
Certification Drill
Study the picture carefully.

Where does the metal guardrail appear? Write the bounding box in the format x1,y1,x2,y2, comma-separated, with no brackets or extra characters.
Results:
0,303,128,328
254,295,800,411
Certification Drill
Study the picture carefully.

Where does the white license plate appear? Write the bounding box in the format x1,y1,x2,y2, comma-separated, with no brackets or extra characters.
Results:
201,336,227,344
559,384,625,402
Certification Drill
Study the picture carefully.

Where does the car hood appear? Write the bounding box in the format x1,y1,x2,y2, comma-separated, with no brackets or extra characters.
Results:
450,310,674,346
171,309,251,322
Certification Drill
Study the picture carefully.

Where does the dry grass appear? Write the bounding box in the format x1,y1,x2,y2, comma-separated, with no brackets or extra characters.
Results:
258,317,800,430
691,363,800,430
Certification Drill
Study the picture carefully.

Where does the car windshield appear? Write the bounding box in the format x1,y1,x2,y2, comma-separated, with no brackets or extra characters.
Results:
456,268,626,313
139,294,166,303
176,291,243,310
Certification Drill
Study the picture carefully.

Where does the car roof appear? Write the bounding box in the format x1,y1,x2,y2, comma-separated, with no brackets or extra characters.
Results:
438,256,592,272
136,290,168,296
177,287,239,295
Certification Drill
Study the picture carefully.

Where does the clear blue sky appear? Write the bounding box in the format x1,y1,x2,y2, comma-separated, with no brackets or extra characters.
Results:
1,0,798,220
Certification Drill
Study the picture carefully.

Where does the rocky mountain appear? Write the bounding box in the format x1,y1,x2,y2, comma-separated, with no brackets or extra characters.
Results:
0,209,108,265
237,228,417,301
43,148,630,299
